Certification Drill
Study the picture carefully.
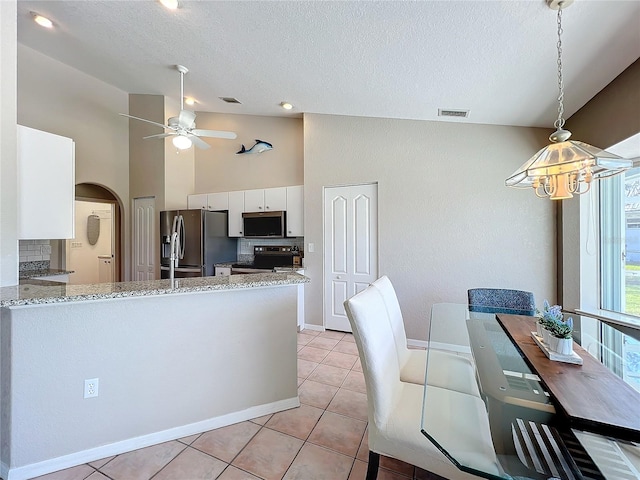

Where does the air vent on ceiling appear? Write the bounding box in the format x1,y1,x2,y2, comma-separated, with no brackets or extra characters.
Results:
438,109,469,118
219,97,242,104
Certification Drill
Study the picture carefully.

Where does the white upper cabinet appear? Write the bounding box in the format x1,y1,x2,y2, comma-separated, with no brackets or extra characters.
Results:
228,190,245,237
244,187,287,212
187,192,229,211
243,189,265,212
187,193,207,210
286,185,304,237
18,125,75,239
265,187,287,211
207,192,229,211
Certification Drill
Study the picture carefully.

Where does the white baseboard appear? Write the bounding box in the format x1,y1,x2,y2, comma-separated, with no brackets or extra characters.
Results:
406,338,428,349
300,324,324,333
5,397,299,480
407,338,472,355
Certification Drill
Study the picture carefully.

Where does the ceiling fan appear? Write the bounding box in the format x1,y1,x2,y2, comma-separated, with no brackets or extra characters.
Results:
120,65,236,150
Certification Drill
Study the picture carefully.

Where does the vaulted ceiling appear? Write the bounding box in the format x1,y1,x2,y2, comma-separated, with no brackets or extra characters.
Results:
16,1,640,128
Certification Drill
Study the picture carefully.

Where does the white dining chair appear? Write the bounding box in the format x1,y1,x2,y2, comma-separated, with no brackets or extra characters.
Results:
370,275,481,397
344,284,500,480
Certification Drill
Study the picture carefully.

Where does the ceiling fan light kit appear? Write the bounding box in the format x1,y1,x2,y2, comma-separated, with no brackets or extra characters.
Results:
505,0,631,200
172,135,192,150
119,65,237,150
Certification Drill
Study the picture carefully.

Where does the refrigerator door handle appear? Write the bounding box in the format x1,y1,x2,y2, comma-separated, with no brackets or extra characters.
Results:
178,215,185,260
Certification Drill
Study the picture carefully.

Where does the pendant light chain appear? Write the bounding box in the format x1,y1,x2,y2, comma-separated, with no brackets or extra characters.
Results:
555,5,565,129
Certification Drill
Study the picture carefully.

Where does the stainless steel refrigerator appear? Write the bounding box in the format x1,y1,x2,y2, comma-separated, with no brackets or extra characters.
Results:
160,209,237,278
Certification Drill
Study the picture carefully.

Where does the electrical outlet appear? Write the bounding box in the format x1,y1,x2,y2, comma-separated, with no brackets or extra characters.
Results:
84,378,99,398
41,245,52,255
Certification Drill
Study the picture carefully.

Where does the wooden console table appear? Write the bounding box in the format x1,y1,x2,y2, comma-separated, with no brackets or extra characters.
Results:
497,314,640,442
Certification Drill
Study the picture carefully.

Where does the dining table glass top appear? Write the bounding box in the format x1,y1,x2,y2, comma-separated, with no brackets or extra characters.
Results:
420,303,640,480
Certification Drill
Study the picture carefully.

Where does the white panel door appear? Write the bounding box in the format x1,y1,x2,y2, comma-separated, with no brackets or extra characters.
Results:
324,184,378,332
133,197,156,281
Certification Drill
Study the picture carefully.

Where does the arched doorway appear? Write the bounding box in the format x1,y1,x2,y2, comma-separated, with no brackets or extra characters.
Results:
62,183,123,284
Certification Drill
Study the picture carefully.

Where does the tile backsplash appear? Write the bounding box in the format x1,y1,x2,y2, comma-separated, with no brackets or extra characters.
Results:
19,239,52,262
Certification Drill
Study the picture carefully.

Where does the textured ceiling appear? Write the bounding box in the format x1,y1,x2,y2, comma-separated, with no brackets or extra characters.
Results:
16,0,640,128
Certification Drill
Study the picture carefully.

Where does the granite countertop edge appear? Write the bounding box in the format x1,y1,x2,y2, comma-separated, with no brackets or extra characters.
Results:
1,273,309,307
19,269,75,279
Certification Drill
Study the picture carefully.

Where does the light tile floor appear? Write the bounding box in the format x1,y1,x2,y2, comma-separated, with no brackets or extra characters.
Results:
30,330,439,480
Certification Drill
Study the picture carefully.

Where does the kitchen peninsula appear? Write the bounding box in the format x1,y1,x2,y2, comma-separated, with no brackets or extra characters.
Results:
0,273,308,480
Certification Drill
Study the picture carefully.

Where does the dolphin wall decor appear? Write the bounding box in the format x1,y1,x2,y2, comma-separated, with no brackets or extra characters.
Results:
236,139,273,155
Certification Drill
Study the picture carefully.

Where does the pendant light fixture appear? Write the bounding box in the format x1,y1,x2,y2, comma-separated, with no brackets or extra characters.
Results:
505,0,632,200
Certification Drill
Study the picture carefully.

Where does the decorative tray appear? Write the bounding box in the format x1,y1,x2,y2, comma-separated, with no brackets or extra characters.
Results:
531,332,583,365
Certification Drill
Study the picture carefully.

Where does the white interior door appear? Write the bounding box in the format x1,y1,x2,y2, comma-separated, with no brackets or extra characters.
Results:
133,197,156,281
324,183,378,332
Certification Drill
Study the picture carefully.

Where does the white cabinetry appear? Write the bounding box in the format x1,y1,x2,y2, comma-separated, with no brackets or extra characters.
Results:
214,266,231,277
187,193,207,210
285,185,304,237
244,189,265,212
207,192,229,211
265,187,287,211
244,187,287,212
18,125,75,239
228,191,245,237
187,192,229,211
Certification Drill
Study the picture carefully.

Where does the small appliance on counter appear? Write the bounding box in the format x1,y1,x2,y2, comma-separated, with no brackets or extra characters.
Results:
230,246,300,274
160,209,237,279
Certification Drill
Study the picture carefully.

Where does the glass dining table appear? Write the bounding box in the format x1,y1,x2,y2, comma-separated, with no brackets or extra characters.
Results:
420,303,640,480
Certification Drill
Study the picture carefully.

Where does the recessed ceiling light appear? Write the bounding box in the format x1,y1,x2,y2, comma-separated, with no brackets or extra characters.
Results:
184,97,196,106
158,0,180,10
280,102,293,110
31,12,53,29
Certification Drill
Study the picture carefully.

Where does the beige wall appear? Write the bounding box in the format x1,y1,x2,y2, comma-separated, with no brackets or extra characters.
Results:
303,113,556,339
17,45,131,280
193,112,303,193
128,94,165,207
560,59,640,310
164,97,194,210
4,285,298,475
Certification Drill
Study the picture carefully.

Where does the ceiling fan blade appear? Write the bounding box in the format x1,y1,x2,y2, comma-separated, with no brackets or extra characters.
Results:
119,113,172,130
188,134,211,150
143,133,175,140
178,110,196,129
191,129,237,140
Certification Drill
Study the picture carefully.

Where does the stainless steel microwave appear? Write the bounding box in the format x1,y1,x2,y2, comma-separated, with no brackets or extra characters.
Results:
242,211,286,238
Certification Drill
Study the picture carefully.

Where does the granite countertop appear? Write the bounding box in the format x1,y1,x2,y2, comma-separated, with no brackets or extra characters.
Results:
19,268,74,280
1,272,309,307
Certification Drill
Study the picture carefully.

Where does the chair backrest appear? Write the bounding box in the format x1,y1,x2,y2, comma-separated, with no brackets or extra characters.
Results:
344,284,402,428
370,275,410,365
467,288,535,316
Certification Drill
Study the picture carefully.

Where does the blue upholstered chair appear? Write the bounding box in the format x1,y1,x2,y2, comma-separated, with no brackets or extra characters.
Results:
467,288,536,316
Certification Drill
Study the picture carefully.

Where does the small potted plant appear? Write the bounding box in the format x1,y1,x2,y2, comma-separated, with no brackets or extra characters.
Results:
548,317,574,355
536,300,563,344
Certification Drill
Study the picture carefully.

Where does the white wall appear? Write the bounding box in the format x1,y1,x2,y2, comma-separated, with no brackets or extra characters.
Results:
303,113,557,339
0,2,17,473
17,45,131,280
66,201,113,285
0,0,18,288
